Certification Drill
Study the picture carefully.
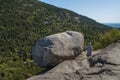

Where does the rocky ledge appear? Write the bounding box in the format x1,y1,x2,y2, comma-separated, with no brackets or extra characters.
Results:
27,40,120,80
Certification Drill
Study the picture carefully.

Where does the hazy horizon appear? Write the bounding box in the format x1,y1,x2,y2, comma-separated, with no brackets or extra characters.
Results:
40,0,120,23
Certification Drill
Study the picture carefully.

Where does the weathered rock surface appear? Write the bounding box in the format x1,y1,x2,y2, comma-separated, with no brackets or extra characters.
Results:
32,31,84,67
28,40,120,80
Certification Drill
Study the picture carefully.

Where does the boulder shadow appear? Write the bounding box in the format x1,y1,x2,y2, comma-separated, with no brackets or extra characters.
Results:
36,66,54,75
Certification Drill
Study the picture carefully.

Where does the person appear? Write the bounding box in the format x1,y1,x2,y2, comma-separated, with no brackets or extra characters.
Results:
86,43,92,57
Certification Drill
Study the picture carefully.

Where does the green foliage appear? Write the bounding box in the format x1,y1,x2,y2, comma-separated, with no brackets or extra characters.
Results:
0,61,45,80
0,0,115,80
93,29,120,50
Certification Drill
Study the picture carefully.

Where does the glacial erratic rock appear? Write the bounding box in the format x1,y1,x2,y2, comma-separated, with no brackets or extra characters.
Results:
32,31,84,67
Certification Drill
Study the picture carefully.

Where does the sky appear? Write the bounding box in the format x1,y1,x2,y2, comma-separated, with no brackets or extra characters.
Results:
40,0,120,23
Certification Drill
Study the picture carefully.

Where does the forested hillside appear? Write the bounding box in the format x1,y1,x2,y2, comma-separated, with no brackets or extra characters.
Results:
0,0,120,79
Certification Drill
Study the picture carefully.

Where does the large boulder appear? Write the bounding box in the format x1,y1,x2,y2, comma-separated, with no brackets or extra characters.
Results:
32,31,84,67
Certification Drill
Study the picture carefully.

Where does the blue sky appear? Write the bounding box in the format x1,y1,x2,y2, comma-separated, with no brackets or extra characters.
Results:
40,0,120,23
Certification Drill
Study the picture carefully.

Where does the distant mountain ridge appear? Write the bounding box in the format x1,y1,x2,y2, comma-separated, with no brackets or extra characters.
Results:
103,23,120,28
0,0,111,45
